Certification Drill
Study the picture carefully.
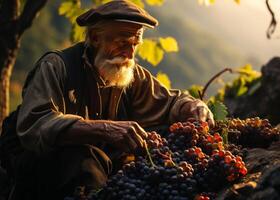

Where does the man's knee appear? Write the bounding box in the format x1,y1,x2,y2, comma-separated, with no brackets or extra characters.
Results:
11,145,112,199
56,145,112,189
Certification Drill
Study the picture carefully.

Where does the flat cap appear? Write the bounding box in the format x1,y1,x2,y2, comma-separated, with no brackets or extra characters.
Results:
76,0,158,28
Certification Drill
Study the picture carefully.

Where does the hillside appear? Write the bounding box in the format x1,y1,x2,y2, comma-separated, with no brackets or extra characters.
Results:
10,1,258,110
140,8,250,89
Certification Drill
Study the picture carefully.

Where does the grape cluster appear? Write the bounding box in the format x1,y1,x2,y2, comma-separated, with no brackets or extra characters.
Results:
215,118,280,148
65,118,260,200
195,150,247,191
168,120,208,153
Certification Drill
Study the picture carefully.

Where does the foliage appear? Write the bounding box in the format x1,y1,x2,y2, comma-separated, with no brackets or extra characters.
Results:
188,64,261,103
221,64,261,99
126,0,164,7
58,1,85,42
156,71,171,89
188,84,203,99
159,37,179,52
188,85,228,121
187,64,261,121
208,100,228,121
137,37,178,66
137,39,164,66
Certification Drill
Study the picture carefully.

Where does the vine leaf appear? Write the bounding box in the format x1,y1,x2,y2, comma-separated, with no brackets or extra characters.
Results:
188,84,203,99
59,1,85,42
71,24,85,42
159,37,179,52
145,0,164,6
156,71,171,89
208,101,228,121
130,0,145,7
137,39,164,66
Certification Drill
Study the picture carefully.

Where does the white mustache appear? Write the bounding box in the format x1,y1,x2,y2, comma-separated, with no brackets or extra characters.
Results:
105,56,131,65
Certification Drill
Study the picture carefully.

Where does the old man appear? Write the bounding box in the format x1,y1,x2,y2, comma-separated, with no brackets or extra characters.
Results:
12,0,214,199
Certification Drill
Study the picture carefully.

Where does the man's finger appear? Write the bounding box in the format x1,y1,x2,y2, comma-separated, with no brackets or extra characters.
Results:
197,106,207,121
129,128,145,149
127,127,143,151
207,112,215,128
125,134,138,152
133,123,148,139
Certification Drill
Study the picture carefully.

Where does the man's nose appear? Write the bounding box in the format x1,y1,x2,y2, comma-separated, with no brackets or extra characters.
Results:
123,46,135,59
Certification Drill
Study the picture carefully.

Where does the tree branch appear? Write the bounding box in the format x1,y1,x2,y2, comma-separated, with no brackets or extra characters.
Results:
200,68,233,101
17,0,48,36
0,0,20,24
266,0,277,39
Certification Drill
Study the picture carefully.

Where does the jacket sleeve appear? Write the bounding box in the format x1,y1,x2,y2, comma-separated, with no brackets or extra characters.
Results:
16,53,83,155
127,64,196,128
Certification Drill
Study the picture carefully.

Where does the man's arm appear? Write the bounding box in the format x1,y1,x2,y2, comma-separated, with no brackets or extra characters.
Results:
127,65,214,128
17,54,146,155
56,119,147,153
16,53,83,155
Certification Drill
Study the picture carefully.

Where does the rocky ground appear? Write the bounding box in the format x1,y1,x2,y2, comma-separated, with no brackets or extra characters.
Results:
217,141,280,200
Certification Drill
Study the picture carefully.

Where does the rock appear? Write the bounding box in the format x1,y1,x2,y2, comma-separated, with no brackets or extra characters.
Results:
250,188,279,200
216,141,280,200
224,57,280,125
234,181,257,195
257,165,280,190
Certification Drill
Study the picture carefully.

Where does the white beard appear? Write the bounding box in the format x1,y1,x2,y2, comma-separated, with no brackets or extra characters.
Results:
94,52,135,88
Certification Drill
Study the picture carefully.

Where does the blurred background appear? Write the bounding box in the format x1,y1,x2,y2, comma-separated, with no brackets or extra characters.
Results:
10,0,280,111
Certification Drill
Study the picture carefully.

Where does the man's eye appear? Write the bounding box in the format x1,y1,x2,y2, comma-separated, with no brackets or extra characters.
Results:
118,41,127,46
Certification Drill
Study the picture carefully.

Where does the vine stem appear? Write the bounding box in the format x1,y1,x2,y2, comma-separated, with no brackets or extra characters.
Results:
199,68,233,101
143,141,156,168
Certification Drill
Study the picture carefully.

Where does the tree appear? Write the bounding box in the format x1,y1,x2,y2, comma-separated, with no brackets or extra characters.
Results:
0,0,47,131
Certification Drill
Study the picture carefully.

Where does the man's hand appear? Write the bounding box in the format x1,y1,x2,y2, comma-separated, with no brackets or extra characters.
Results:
180,99,215,127
103,121,148,153
56,120,147,154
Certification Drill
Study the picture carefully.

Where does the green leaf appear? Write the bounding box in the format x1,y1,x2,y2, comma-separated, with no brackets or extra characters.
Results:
208,101,228,121
248,78,261,95
137,39,164,66
235,64,261,78
71,24,85,42
94,0,113,6
188,84,203,99
159,37,179,52
59,2,74,16
59,1,84,23
145,0,164,6
235,77,248,96
156,71,171,89
130,0,145,8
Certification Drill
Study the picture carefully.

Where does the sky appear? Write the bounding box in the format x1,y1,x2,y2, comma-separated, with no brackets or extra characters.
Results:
160,0,280,67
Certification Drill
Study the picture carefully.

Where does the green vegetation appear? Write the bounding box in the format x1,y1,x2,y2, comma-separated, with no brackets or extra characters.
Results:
10,0,256,111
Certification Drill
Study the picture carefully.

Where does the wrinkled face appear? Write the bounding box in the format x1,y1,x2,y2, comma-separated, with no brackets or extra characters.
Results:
93,22,144,88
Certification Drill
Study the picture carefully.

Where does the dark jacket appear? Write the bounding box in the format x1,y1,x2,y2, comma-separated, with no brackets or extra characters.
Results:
16,42,196,155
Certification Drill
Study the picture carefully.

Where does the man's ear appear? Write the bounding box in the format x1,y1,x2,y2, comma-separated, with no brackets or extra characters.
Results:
90,32,100,47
